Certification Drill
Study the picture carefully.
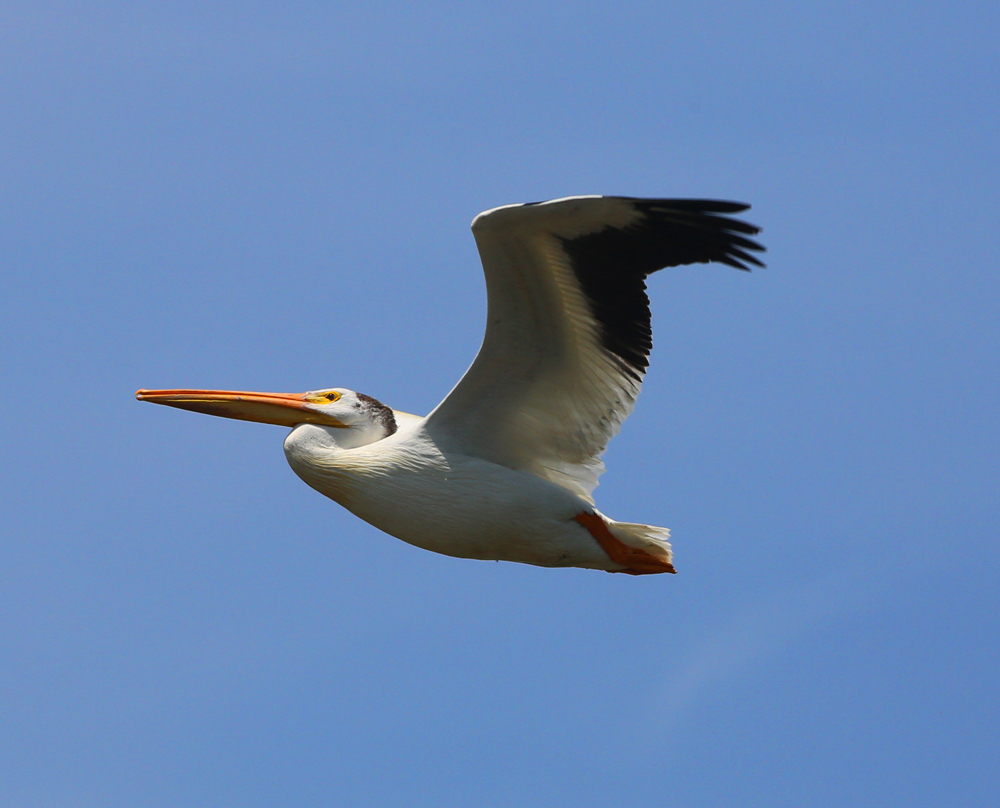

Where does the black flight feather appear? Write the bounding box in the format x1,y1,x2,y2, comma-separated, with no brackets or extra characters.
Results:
558,198,765,379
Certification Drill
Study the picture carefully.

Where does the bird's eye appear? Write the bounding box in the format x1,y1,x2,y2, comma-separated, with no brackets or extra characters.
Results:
325,391,341,402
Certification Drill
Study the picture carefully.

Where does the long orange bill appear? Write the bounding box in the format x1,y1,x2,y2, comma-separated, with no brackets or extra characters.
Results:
134,389,347,428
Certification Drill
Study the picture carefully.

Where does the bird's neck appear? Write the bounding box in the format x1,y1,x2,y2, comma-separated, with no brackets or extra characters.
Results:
284,422,385,456
282,422,402,508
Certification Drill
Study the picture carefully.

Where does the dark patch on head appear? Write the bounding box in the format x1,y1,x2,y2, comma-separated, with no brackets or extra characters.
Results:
559,198,765,378
356,392,398,437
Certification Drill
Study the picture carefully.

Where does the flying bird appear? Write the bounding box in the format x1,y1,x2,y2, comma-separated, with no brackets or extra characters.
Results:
137,196,764,574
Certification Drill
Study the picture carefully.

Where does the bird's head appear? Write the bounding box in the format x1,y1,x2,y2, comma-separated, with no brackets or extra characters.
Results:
135,386,398,446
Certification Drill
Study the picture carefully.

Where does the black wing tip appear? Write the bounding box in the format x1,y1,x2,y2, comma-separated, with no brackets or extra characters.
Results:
621,197,767,270
552,194,767,387
721,256,763,272
620,197,751,214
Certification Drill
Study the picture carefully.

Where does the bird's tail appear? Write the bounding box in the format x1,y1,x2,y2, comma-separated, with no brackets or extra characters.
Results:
607,520,675,574
575,512,675,574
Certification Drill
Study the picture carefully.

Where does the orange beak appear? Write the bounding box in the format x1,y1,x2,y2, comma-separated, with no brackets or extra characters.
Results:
135,389,347,428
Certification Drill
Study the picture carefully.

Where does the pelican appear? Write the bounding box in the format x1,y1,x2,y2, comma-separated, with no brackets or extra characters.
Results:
137,196,764,575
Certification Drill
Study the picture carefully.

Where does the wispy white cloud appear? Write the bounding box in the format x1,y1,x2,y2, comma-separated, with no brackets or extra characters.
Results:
656,567,882,734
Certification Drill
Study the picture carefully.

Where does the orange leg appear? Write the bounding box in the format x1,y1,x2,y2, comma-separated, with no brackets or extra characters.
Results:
574,512,677,575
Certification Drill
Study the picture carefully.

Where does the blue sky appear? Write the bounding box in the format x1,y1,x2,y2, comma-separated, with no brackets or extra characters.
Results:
2,2,998,806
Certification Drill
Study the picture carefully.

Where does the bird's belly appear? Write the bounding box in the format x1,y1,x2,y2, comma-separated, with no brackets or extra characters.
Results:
286,441,610,569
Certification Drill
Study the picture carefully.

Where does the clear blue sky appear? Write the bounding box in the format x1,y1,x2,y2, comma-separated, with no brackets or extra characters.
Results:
2,2,998,806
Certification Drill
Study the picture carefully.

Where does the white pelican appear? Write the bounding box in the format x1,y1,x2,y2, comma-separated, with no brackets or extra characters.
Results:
137,196,764,575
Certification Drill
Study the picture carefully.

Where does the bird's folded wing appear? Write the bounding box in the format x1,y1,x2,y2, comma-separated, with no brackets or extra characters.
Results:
422,196,764,502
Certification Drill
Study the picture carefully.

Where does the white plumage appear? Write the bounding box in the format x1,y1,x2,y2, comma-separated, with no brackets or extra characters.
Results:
137,196,764,575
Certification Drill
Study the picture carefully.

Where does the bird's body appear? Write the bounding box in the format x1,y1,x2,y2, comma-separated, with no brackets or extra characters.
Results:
284,422,615,569
138,196,764,574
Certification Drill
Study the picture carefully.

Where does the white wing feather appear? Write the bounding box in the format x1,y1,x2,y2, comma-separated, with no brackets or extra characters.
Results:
423,196,763,502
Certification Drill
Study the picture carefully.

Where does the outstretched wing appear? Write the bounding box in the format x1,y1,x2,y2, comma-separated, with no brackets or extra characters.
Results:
422,196,765,502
